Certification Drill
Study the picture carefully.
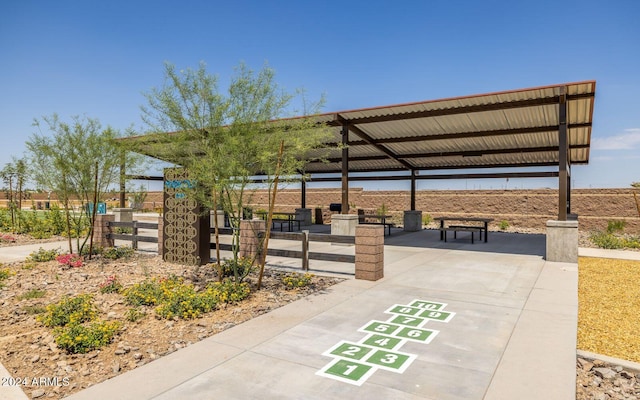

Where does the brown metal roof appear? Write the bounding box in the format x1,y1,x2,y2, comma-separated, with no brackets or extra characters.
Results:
304,80,595,174
127,81,595,177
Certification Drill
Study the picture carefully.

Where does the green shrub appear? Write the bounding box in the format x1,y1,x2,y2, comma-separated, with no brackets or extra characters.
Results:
124,307,146,323
27,247,61,263
155,282,217,320
499,220,510,231
102,246,135,260
45,205,66,235
17,289,46,300
421,213,433,226
23,305,46,315
38,294,97,327
205,280,251,304
282,272,314,289
53,320,121,354
123,277,170,306
99,275,122,294
376,203,389,217
589,232,624,249
0,267,13,288
220,257,254,282
125,276,220,320
606,220,626,234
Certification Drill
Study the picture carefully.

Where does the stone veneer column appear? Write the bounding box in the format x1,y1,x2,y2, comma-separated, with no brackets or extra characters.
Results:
240,219,266,264
546,220,579,263
93,214,114,248
355,224,384,281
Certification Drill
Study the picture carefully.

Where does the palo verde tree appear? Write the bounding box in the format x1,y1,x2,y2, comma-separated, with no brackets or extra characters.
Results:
0,158,28,232
140,61,331,284
27,114,144,255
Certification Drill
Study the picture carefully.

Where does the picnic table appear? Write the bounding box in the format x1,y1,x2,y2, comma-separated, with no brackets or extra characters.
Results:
256,211,301,232
358,211,393,236
434,216,493,243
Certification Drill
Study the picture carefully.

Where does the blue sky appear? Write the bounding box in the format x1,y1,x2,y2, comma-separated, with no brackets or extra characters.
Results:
1,0,638,191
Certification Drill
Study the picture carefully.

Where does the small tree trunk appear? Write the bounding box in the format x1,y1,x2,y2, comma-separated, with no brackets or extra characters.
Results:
257,140,285,289
634,192,640,218
212,185,222,282
88,162,99,259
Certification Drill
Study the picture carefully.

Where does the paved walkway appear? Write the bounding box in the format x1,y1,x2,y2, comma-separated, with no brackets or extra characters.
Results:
0,230,637,399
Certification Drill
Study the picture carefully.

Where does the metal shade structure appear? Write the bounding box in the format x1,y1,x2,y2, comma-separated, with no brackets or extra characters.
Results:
126,80,596,221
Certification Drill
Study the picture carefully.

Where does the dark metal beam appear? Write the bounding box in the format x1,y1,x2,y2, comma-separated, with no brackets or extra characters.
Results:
558,87,569,221
309,144,590,164
341,124,349,214
307,171,559,182
346,124,416,170
410,170,416,210
284,122,592,150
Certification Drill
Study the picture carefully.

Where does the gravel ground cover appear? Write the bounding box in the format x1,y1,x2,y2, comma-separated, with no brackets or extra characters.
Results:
577,257,640,399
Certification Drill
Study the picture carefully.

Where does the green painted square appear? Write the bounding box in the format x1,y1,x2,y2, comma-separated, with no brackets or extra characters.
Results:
409,299,446,311
362,334,403,350
361,321,401,336
328,342,373,360
420,309,454,322
389,314,425,327
323,359,374,383
395,326,438,343
365,349,412,371
388,305,422,316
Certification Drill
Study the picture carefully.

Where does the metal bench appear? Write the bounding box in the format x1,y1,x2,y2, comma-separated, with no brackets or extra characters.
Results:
441,226,483,243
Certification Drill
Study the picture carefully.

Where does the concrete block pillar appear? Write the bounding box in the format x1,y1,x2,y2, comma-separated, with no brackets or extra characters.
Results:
403,210,423,232
94,214,114,248
546,220,579,263
331,214,359,236
113,208,133,223
240,219,266,264
157,216,164,256
355,225,384,281
295,208,312,226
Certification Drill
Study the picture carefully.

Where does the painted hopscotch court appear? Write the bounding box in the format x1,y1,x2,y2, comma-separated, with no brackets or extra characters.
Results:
316,299,456,386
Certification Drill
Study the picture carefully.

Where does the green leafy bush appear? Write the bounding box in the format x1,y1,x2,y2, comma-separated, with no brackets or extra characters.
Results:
123,278,167,306
27,247,61,262
124,276,220,320
155,282,217,320
282,272,314,289
220,257,254,282
421,213,433,226
17,288,46,300
99,275,122,294
53,320,121,354
102,246,135,260
606,220,626,234
590,220,640,249
124,307,146,323
0,267,13,288
205,280,251,304
499,220,510,230
23,305,46,315
38,294,97,327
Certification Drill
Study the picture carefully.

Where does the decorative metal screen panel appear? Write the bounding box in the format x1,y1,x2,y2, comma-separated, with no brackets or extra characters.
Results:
163,168,209,265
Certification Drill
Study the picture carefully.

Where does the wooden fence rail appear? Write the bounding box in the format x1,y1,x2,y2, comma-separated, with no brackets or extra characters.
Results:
106,221,158,249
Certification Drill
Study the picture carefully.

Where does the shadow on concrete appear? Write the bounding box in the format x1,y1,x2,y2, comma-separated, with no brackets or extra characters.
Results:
299,224,546,258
